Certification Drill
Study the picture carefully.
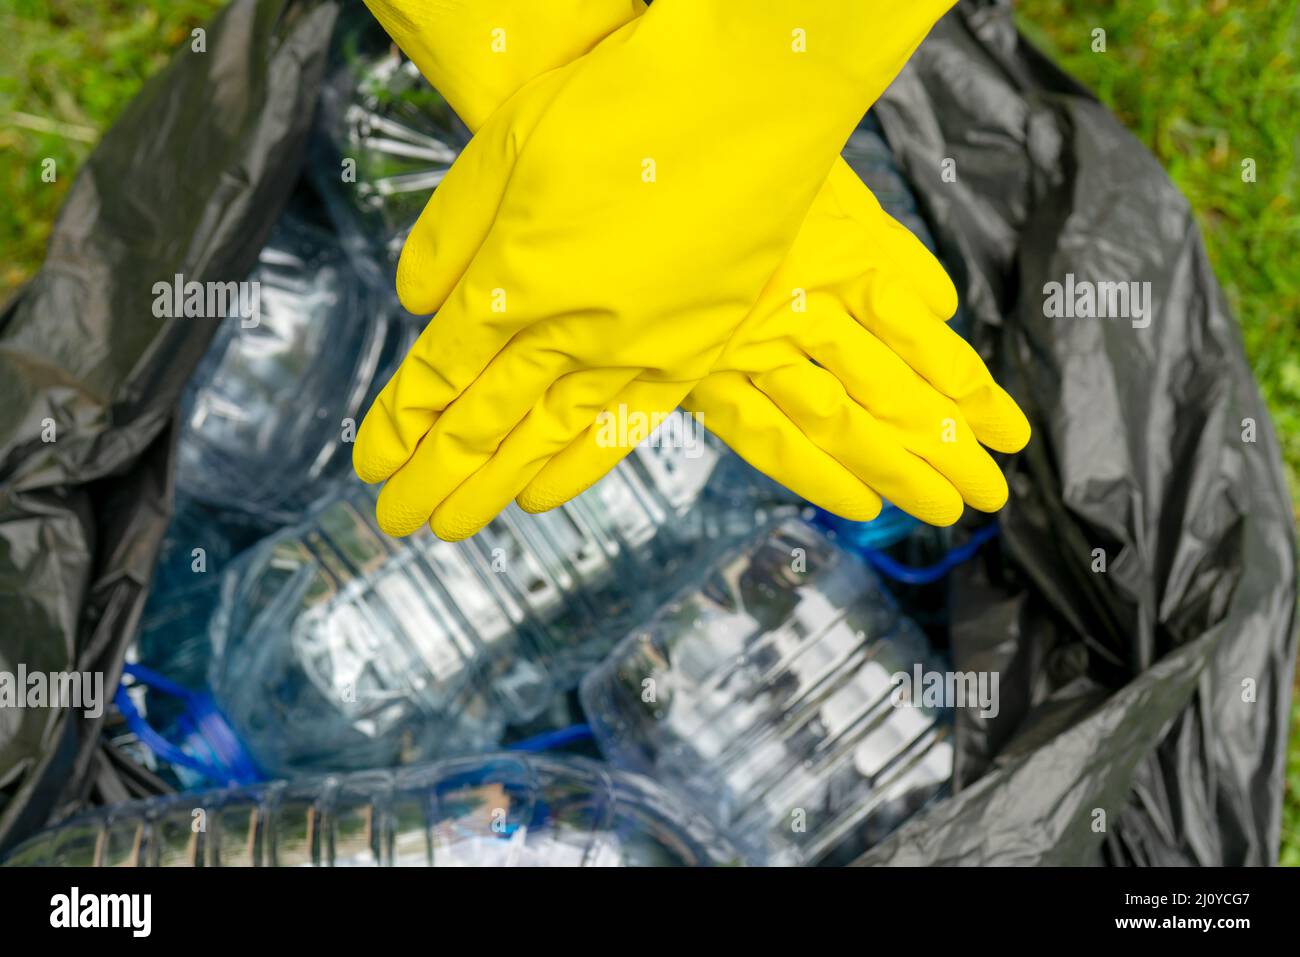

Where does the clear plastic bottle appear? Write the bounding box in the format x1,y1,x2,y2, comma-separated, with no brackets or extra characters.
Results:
312,7,469,276
580,519,954,866
1,753,738,867
131,495,275,772
174,211,410,523
209,441,789,776
136,496,248,695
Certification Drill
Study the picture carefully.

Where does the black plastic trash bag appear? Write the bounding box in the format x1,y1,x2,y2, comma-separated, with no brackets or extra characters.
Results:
0,0,341,848
0,0,1294,864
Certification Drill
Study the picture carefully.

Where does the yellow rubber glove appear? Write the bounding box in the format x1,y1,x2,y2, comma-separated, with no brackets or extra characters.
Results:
357,0,644,133
507,164,1030,528
357,0,1027,540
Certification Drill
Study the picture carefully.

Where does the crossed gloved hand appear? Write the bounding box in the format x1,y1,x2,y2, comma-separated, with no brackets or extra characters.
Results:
355,0,1030,541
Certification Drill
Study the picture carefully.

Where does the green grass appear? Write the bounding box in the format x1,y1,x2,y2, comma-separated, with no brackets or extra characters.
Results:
1288,696,1300,867
3,0,1298,862
0,0,226,297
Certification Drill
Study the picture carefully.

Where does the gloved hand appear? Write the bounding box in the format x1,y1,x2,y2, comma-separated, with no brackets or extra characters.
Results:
357,0,1028,539
520,162,1030,527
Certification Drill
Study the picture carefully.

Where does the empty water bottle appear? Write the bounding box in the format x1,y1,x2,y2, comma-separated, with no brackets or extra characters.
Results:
2,753,738,867
580,519,954,866
133,495,277,758
136,496,246,694
313,7,468,274
209,441,790,776
175,210,410,523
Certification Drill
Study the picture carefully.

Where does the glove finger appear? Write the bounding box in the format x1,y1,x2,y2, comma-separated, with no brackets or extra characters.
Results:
824,160,958,319
360,187,610,486
843,275,1032,453
516,379,698,514
353,299,526,483
679,373,884,522
802,309,1008,512
394,80,528,316
753,363,965,527
353,373,429,485
356,120,528,485
372,345,578,535
431,368,643,541
879,215,959,319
